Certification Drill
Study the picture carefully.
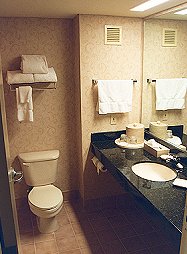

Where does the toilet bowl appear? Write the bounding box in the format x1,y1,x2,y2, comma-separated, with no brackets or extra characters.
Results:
18,150,63,233
28,184,63,233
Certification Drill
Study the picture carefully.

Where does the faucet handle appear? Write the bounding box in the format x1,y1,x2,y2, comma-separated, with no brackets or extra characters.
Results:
176,162,183,171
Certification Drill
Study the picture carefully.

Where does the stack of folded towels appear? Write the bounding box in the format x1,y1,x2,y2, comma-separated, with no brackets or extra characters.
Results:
7,55,57,84
6,55,57,122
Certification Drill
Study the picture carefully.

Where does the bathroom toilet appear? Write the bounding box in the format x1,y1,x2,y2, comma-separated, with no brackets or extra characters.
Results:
18,150,63,233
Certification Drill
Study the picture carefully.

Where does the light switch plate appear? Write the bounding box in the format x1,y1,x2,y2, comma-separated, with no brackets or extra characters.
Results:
110,115,117,125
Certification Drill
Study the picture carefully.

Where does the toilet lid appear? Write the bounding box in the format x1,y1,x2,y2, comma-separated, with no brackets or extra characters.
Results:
28,185,63,209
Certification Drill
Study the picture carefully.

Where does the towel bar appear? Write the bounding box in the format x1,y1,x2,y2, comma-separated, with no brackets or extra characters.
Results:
147,79,156,84
92,79,138,85
9,82,57,91
147,78,187,84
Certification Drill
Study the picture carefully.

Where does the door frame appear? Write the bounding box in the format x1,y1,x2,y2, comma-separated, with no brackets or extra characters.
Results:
0,56,19,253
0,102,18,253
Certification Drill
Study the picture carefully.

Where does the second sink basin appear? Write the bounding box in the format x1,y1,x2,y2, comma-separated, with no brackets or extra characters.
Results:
132,162,177,182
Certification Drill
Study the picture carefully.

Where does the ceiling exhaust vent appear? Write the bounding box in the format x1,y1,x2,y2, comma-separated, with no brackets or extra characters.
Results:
105,25,122,45
162,28,177,47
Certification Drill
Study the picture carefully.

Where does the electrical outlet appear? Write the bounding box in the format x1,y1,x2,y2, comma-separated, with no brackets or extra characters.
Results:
162,111,167,121
110,115,117,125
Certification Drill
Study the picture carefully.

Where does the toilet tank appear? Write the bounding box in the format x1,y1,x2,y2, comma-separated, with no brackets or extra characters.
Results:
18,150,59,186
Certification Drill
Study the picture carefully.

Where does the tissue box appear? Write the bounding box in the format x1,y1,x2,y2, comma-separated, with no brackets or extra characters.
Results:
144,141,170,157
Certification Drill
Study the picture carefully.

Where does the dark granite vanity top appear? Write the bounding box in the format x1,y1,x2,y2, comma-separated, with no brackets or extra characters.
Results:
91,130,187,233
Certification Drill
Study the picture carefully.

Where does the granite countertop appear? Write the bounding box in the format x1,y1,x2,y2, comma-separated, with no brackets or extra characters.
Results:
91,130,187,233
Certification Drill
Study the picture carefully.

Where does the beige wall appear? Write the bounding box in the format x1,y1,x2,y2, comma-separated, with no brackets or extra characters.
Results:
142,19,187,130
0,17,79,199
79,15,144,200
0,15,144,201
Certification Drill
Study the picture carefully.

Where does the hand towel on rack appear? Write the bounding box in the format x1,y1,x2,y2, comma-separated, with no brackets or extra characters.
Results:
21,55,48,74
97,80,133,114
6,70,34,84
16,86,33,122
33,67,57,83
155,78,187,110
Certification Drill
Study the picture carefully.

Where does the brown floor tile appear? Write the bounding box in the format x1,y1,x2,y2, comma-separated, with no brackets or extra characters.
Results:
133,250,151,254
56,212,71,226
35,240,58,254
102,239,128,254
68,210,88,223
107,214,130,229
64,201,83,214
56,235,79,252
55,223,75,239
100,196,117,209
121,235,148,253
89,217,113,232
113,224,137,239
75,232,99,248
149,243,179,254
122,208,150,223
80,244,105,254
31,216,37,228
17,200,179,254
18,212,33,233
140,232,166,248
19,220,33,233
131,221,154,235
33,228,55,243
96,228,118,243
60,249,82,254
20,231,34,245
21,243,35,254
71,220,93,235
102,208,123,217
84,199,102,212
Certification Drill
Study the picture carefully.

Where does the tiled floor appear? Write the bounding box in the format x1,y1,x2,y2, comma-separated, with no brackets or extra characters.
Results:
18,196,180,254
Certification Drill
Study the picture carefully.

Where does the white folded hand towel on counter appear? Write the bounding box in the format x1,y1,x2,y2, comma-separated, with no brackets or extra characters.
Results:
156,78,187,110
7,70,34,84
34,67,57,83
21,55,48,74
16,86,33,122
173,178,187,188
91,156,107,175
97,80,133,114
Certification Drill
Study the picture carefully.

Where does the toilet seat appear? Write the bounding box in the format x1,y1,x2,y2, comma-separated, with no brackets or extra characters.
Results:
28,185,63,210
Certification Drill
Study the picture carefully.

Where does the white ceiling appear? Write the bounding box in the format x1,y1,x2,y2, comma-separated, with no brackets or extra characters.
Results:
0,0,186,20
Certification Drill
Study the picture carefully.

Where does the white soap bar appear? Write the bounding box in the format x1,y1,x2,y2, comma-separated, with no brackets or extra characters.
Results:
173,178,187,188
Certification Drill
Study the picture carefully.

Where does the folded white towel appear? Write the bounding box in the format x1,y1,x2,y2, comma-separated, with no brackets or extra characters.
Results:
156,78,187,110
16,86,33,122
173,178,187,188
97,80,133,114
7,70,34,84
21,55,48,74
33,67,57,83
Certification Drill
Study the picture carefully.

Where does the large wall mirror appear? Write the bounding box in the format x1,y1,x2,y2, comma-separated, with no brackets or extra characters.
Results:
142,5,187,149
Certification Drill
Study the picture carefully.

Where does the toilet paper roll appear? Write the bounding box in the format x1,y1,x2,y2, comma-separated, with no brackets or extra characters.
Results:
149,121,167,139
126,123,144,144
91,156,107,175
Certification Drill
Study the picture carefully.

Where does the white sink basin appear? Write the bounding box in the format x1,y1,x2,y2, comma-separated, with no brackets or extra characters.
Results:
132,162,177,182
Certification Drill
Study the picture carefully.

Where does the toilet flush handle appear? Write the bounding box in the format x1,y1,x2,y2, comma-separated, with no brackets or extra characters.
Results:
9,167,24,183
23,163,30,167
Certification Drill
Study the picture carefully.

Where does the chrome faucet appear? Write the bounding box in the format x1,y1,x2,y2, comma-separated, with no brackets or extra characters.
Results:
165,154,184,171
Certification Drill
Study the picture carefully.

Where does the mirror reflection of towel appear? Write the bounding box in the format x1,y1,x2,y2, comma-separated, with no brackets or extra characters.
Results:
156,78,187,110
16,86,33,122
97,80,133,114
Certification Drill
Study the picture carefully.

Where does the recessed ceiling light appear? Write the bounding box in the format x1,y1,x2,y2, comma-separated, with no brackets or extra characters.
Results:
174,9,187,15
130,0,170,12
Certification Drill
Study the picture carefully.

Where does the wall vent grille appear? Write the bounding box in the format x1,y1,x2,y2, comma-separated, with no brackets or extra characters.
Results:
162,28,177,47
105,25,122,45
